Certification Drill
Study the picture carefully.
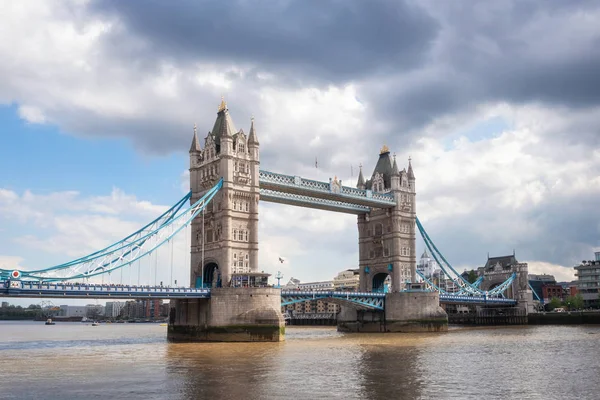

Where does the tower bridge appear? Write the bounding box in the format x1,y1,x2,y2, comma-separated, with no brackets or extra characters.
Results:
0,98,532,341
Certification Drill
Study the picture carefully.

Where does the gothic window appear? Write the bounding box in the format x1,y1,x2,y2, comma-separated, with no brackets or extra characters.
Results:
245,231,249,241
374,223,383,236
238,260,243,267
372,173,384,192
206,230,213,243
387,225,392,233
245,254,249,260
239,162,245,173
245,202,249,212
238,231,244,241
234,162,238,172
238,143,245,153
234,254,237,259
233,201,237,210
367,229,372,236
234,229,238,240
384,247,390,257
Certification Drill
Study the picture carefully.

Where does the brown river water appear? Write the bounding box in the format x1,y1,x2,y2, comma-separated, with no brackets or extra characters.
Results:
0,321,599,400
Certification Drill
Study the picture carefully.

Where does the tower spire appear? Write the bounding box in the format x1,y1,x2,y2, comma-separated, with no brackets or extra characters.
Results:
392,153,400,176
189,123,201,153
248,116,259,145
356,163,365,189
218,96,227,113
407,156,415,180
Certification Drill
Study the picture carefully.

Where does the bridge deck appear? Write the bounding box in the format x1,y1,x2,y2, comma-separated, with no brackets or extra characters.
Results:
1,282,517,306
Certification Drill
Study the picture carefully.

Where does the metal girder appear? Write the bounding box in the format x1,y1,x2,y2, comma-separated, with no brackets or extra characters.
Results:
280,290,385,310
260,188,371,214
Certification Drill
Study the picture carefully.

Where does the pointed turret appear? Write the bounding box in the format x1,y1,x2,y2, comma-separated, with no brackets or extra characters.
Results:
392,154,400,176
390,153,400,190
189,123,201,153
248,117,259,145
356,164,365,189
407,157,415,180
210,97,237,143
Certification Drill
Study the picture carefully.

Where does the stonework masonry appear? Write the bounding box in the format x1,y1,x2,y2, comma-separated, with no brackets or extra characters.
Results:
357,148,417,292
169,287,284,342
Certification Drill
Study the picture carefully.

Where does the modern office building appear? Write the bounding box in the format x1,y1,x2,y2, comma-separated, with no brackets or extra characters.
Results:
105,301,125,318
333,269,360,291
574,252,600,307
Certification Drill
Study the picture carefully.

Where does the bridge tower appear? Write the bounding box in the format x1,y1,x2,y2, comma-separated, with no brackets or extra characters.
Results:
169,99,283,342
338,146,447,333
357,146,417,292
188,99,260,288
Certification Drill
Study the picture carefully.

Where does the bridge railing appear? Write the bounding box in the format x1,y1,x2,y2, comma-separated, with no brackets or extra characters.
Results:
6,281,211,295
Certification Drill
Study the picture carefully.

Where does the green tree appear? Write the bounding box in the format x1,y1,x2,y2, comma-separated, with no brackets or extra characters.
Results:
467,270,478,284
548,297,562,311
565,294,584,310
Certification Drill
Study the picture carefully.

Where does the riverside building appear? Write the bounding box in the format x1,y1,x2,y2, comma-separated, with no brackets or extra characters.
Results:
574,252,600,307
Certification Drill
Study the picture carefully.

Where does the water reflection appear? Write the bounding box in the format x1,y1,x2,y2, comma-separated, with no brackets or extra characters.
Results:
357,335,424,400
1,323,600,400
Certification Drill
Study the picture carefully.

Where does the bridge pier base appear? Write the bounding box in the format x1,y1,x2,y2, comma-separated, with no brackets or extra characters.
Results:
167,287,285,342
337,291,448,333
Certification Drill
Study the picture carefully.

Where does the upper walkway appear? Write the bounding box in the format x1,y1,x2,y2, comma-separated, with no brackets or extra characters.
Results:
259,170,395,214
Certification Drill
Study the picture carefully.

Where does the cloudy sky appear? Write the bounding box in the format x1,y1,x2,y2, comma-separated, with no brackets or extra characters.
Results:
1,0,599,304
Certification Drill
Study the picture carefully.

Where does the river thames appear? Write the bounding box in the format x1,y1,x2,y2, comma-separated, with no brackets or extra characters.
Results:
0,321,599,399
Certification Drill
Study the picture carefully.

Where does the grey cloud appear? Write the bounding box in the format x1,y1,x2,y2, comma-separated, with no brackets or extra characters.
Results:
90,0,438,83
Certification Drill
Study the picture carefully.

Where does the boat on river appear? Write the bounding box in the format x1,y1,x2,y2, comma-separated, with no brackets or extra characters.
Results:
45,318,55,325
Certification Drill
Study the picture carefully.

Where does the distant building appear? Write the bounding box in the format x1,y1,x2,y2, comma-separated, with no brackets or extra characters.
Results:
333,269,360,291
85,304,104,318
574,252,600,307
1,301,8,308
417,249,438,278
528,274,557,302
119,300,165,319
542,284,563,303
105,302,125,318
59,305,87,317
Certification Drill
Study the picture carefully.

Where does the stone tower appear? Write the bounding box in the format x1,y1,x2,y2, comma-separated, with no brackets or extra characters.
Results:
357,146,417,292
188,99,260,288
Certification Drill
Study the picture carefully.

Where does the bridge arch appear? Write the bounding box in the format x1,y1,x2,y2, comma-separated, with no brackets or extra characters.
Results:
372,272,389,293
194,259,220,288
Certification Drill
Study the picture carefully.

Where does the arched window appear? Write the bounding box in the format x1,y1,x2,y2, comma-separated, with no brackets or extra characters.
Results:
245,254,249,260
374,223,383,236
245,202,249,212
233,230,238,240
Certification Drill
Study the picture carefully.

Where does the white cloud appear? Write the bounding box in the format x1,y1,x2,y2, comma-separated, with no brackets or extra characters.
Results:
0,256,24,271
527,261,577,283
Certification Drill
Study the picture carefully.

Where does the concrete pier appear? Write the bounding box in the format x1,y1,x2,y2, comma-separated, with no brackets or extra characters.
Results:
338,291,448,333
168,287,285,342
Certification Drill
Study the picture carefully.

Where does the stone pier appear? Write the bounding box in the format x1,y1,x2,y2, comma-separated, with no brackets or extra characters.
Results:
168,287,285,342
338,291,448,333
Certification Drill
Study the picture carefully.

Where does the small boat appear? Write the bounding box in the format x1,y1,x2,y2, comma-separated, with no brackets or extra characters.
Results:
45,318,55,325
91,322,99,326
